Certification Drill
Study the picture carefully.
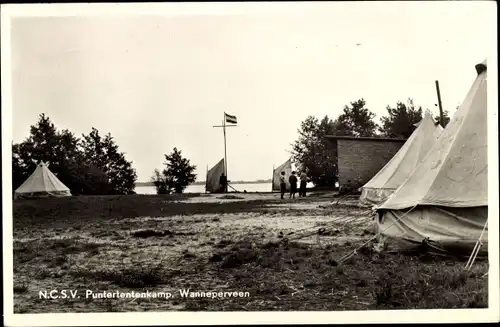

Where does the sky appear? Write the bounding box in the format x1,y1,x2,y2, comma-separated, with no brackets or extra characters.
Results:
7,1,495,183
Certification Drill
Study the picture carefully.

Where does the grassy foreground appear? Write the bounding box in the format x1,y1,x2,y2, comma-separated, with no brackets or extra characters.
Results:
12,192,488,313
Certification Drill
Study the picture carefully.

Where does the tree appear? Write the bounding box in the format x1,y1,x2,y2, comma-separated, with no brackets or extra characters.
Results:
12,114,82,192
334,99,378,137
291,99,378,188
66,161,110,195
151,147,197,194
12,113,138,195
379,98,423,138
291,115,338,187
151,169,173,194
80,128,137,195
12,143,28,191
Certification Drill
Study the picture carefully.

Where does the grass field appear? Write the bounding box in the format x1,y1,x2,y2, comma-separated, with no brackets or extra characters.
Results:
12,191,488,313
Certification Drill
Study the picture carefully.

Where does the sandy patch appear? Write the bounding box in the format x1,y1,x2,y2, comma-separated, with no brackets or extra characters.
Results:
171,192,332,204
172,193,276,203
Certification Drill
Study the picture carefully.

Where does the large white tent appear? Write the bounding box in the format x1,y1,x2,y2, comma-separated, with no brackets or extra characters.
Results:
376,60,488,255
359,112,443,205
15,161,72,199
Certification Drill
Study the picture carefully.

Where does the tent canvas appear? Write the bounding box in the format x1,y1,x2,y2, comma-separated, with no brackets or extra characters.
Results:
272,158,293,192
205,158,225,193
15,161,72,199
359,112,443,205
376,60,488,255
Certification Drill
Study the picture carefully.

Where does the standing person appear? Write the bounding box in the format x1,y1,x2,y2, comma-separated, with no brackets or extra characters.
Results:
279,171,287,199
299,171,308,197
219,173,227,193
289,171,298,199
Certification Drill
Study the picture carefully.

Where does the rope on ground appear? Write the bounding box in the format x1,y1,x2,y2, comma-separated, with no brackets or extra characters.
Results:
285,224,326,238
227,183,239,192
338,213,372,229
334,205,417,265
275,194,377,243
283,210,362,238
286,230,320,242
285,211,364,238
282,209,375,242
465,219,488,271
335,190,357,205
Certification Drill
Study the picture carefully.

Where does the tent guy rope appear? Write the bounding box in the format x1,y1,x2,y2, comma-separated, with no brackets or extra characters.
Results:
465,219,488,270
334,205,417,265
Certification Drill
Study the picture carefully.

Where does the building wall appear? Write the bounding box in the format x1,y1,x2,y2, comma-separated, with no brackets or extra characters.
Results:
337,139,405,187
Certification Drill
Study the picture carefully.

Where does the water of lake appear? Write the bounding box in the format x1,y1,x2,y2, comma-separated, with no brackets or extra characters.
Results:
135,182,315,194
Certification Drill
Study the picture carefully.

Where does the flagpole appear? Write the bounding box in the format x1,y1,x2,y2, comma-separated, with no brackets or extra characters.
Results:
223,113,228,193
213,113,236,194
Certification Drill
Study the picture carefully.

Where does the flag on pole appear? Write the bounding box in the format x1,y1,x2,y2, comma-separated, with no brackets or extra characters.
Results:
224,113,237,124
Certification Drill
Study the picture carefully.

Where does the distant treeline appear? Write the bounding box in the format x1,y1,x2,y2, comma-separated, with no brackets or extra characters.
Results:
136,179,272,187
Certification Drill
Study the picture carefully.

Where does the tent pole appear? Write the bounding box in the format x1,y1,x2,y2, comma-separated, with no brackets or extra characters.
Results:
435,80,445,128
223,115,228,193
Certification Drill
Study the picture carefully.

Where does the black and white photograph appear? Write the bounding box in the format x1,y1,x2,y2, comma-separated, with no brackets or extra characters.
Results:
2,1,498,326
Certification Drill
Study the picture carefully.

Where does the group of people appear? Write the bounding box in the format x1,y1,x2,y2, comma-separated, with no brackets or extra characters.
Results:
217,170,309,198
279,171,308,199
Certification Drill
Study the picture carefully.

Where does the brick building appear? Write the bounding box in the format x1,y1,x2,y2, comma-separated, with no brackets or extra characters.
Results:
325,136,407,188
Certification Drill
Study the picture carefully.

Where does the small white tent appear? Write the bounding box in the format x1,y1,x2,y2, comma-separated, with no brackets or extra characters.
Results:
359,112,443,205
15,161,72,199
376,60,488,255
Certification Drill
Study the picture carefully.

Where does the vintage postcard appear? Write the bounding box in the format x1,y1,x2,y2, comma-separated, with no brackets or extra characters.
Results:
2,1,498,326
